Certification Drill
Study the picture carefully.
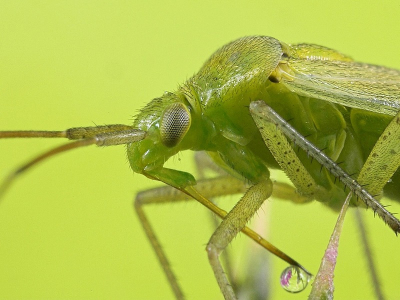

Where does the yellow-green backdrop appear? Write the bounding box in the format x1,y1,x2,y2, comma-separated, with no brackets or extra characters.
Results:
0,1,399,299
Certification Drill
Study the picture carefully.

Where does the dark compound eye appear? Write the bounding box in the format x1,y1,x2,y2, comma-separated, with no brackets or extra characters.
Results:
160,102,191,147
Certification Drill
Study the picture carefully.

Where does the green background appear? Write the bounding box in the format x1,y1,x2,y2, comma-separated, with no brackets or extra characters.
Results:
0,1,399,299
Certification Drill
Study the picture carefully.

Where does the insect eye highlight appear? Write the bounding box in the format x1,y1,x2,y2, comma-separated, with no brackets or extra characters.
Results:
160,102,191,147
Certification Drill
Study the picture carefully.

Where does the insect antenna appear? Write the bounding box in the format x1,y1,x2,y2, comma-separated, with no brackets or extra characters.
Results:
0,126,146,200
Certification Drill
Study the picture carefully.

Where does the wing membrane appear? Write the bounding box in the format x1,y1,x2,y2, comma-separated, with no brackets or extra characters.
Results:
281,57,400,116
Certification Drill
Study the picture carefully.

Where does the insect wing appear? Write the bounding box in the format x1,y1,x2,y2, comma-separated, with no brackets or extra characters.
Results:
281,56,400,116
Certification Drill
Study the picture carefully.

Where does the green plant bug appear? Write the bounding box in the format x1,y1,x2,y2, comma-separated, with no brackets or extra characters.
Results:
1,36,399,299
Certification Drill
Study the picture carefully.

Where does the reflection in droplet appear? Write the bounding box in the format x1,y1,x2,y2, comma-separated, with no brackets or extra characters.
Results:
280,265,311,293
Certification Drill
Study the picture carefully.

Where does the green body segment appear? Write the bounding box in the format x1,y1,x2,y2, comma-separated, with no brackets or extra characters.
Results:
127,36,399,209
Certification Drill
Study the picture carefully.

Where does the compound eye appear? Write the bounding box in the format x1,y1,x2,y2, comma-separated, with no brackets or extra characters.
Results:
160,102,191,147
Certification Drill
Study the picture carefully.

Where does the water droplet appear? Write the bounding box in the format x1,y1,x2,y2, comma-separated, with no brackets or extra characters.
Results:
280,265,310,293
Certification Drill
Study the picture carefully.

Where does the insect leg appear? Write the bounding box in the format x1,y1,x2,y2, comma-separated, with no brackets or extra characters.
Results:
204,178,272,300
194,151,244,293
352,110,400,299
250,100,400,233
357,113,400,197
136,175,310,299
249,101,328,200
194,151,309,297
134,175,246,299
353,209,385,300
